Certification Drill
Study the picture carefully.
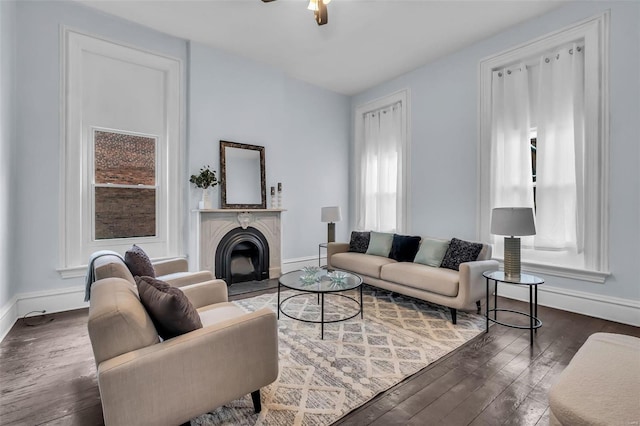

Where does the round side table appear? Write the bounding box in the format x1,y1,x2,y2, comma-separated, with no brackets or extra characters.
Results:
483,270,544,345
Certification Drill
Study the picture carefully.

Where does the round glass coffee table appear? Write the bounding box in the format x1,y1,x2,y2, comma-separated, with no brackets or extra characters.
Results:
278,268,363,339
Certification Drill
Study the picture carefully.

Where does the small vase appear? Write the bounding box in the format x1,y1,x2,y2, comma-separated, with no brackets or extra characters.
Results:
201,188,213,209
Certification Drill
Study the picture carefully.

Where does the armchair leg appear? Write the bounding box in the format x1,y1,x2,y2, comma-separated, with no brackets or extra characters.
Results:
251,390,262,413
476,300,481,313
449,307,457,324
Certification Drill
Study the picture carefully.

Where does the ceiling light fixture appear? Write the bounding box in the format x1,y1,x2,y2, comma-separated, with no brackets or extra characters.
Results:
262,0,331,26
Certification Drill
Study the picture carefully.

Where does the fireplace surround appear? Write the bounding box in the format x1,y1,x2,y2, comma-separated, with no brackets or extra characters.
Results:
195,209,284,283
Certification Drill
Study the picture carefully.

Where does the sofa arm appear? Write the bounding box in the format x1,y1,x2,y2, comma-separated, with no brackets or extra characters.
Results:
181,279,229,308
152,258,188,276
97,308,279,426
327,242,350,269
458,260,499,309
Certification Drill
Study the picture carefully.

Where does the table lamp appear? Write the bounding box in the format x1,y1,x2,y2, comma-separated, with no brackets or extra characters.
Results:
321,206,342,243
490,207,536,280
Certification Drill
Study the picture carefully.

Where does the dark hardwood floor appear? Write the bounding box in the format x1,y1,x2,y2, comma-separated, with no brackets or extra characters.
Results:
1,288,638,425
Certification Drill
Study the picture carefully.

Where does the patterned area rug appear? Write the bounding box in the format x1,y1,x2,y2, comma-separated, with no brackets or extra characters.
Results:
193,286,485,426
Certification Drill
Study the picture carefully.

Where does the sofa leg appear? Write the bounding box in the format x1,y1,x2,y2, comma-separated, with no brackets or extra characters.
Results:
450,308,457,324
476,300,481,313
251,390,262,413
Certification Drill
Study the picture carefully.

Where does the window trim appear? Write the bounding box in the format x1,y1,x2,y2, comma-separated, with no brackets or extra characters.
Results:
477,12,610,280
354,89,411,233
58,28,183,277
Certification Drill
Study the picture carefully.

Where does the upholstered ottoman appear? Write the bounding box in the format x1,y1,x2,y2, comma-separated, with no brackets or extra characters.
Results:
549,332,640,425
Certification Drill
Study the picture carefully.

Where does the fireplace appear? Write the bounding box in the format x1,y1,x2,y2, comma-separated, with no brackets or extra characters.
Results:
196,209,283,280
215,226,270,285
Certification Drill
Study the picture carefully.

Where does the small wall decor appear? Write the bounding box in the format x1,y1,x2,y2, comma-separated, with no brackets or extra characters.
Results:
270,186,277,208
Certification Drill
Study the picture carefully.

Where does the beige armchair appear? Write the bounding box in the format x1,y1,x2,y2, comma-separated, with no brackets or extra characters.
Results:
92,253,214,289
87,259,279,425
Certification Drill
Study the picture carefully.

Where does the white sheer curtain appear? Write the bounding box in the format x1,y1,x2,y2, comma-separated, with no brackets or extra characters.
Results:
535,44,585,251
490,64,535,223
358,102,404,232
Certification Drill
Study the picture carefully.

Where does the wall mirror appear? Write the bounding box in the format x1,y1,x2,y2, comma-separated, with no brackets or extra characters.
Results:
220,140,266,209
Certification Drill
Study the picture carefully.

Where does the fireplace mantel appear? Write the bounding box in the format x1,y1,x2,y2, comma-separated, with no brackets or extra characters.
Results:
194,209,284,279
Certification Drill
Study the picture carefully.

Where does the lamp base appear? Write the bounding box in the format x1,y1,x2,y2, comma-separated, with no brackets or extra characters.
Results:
504,236,521,280
327,222,335,243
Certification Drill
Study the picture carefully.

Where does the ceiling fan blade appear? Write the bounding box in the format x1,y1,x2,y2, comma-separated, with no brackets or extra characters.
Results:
262,0,277,2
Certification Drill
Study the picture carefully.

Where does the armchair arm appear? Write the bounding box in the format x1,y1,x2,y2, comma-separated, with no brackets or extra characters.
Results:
97,308,278,426
327,242,350,269
458,260,499,309
181,279,229,308
152,258,188,276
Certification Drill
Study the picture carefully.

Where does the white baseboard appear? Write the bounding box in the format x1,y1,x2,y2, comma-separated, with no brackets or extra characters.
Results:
0,286,88,343
281,255,324,273
0,295,18,342
496,283,640,327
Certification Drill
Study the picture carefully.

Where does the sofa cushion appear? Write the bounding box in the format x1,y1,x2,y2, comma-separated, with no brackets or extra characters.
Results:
331,252,396,279
365,231,394,257
380,262,460,297
440,238,483,271
348,231,370,253
125,245,155,278
389,234,421,262
414,238,450,267
198,302,249,327
136,276,203,340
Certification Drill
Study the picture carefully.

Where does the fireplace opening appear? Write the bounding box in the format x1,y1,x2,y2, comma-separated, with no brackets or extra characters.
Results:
215,227,269,285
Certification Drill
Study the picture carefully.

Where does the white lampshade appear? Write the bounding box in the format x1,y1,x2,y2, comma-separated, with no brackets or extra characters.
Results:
321,206,342,223
491,207,536,237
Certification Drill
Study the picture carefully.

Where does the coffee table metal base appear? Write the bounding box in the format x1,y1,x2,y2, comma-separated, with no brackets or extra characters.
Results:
277,286,363,339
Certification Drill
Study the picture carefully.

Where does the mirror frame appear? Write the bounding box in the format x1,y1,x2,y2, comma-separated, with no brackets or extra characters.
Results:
220,140,266,209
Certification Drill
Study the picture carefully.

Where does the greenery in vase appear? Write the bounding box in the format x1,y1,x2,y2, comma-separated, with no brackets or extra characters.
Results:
189,165,218,189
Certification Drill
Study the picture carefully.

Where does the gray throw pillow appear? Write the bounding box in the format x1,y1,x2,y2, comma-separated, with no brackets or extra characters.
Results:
136,276,203,340
440,238,483,271
348,231,370,253
414,238,450,267
365,231,394,258
125,244,155,278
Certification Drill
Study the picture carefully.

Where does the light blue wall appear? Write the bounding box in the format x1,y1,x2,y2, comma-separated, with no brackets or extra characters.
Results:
12,0,188,295
0,0,17,308
351,1,640,302
8,0,350,302
187,43,351,260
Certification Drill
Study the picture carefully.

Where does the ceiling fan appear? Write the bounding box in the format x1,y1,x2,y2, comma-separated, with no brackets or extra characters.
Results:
262,0,331,26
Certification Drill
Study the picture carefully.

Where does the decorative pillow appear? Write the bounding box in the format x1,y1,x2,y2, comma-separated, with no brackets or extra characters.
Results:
365,231,394,258
414,238,450,267
348,231,370,253
440,238,484,271
125,244,155,278
135,276,202,340
389,234,421,262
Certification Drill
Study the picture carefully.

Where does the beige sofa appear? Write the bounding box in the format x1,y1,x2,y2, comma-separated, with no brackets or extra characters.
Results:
87,255,279,426
328,241,498,323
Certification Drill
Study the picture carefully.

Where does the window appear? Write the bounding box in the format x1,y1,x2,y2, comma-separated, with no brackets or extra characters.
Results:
354,90,410,232
478,13,609,282
93,129,157,240
60,29,182,277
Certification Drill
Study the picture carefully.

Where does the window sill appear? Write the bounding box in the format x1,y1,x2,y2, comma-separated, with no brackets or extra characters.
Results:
492,257,610,283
